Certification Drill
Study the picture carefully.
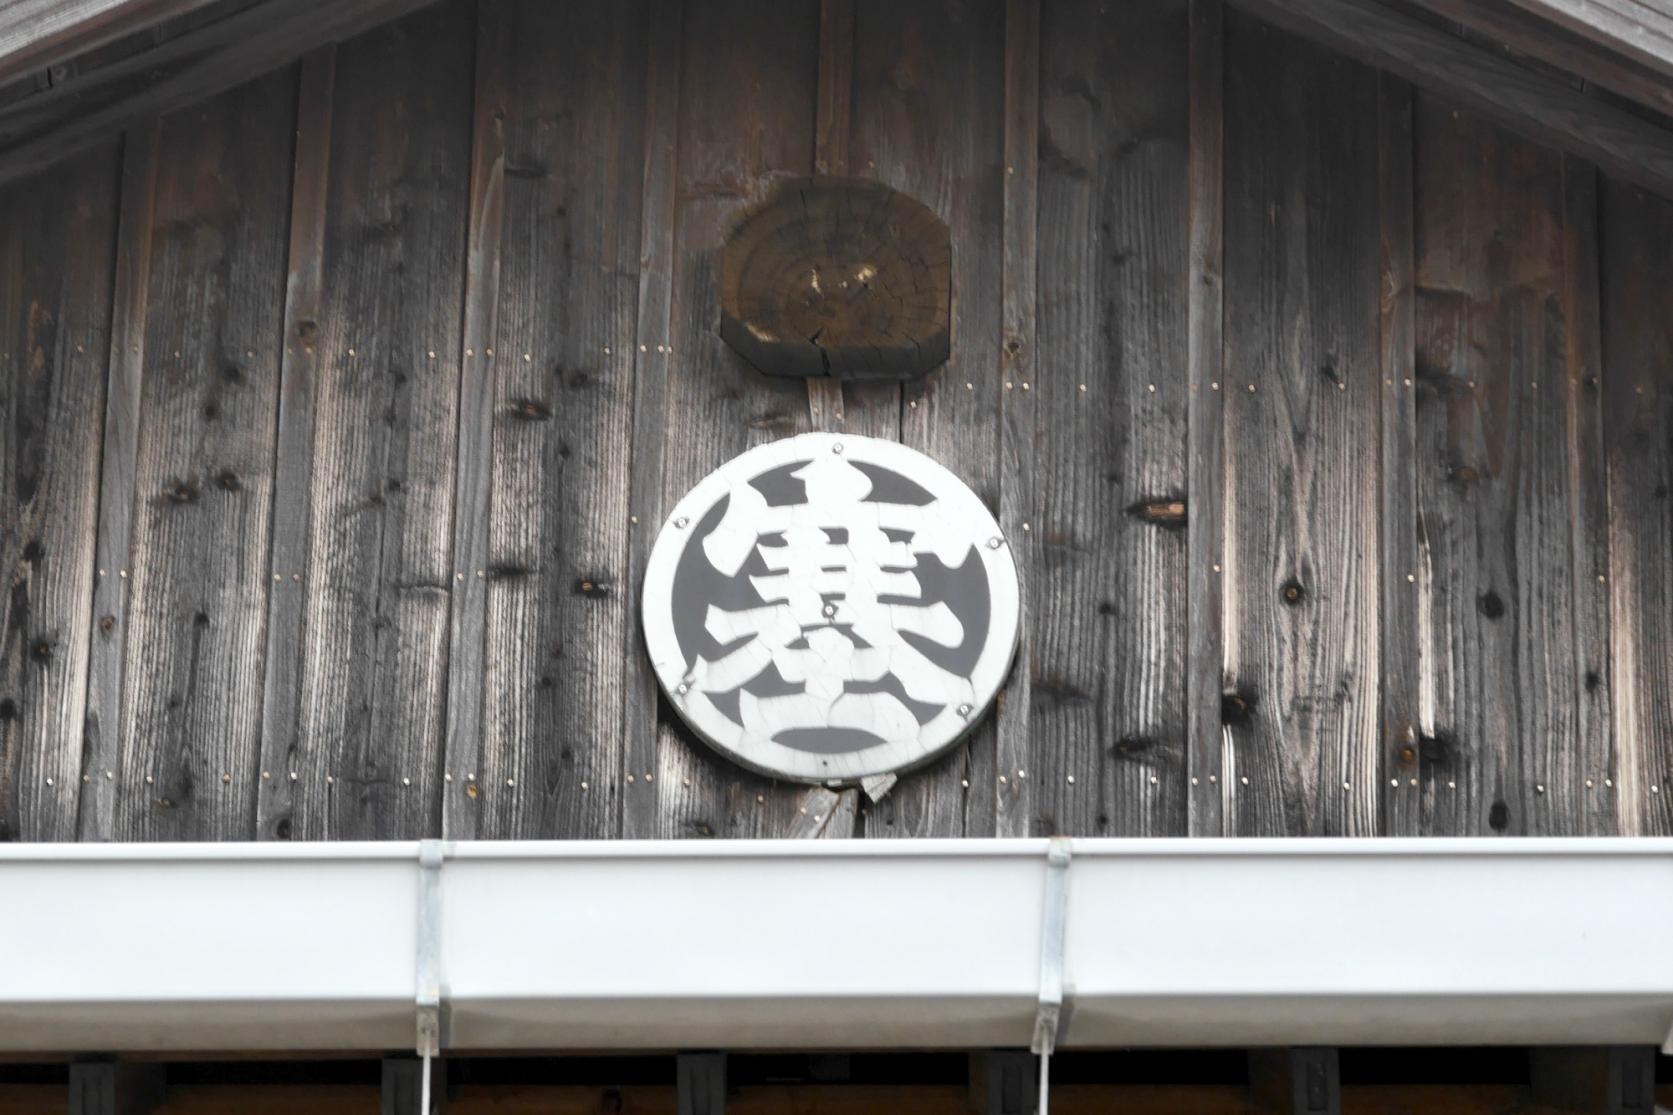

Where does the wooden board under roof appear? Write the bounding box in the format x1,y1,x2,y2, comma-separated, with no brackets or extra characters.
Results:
1023,0,1192,838
1411,99,1611,836
1220,15,1383,836
0,142,119,841
111,72,295,840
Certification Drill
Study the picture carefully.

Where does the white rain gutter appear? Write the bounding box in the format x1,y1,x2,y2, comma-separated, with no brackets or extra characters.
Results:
3,838,1672,1055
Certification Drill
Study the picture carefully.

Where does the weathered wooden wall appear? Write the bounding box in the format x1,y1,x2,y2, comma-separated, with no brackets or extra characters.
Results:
1,0,1669,842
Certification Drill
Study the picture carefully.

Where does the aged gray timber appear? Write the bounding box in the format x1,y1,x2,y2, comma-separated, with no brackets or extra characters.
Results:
619,0,683,840
1412,100,1608,835
993,0,1038,839
805,0,853,431
253,46,331,842
640,0,823,839
851,0,1004,838
1602,180,1673,837
76,123,156,842
1185,0,1226,837
1028,0,1191,838
808,0,900,444
1222,16,1382,836
0,0,215,86
1378,75,1420,837
1562,164,1615,837
441,0,508,841
0,143,119,841
470,0,648,840
0,0,449,187
1408,0,1673,118
1503,0,1673,84
112,72,294,840
1226,0,1673,202
274,3,471,841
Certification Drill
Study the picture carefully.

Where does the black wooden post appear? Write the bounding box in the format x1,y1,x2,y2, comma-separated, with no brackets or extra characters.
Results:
1250,1047,1341,1115
382,1055,445,1114
1531,1046,1658,1114
974,1050,1036,1115
68,1062,164,1115
677,1053,726,1115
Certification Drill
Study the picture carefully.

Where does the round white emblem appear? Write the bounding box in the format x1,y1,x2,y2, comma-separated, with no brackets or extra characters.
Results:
642,433,1020,785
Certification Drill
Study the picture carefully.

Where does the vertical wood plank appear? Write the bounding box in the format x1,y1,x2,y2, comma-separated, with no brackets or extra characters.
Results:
994,0,1038,839
269,4,473,842
1378,75,1420,837
1026,0,1191,838
113,72,296,840
808,0,897,444
77,123,158,842
255,46,333,841
1601,180,1673,836
638,0,825,839
1185,0,1226,837
620,0,685,840
1221,15,1382,836
851,0,1005,838
806,0,855,434
1412,99,1608,835
442,0,508,839
471,0,648,840
1561,162,1615,837
0,143,120,841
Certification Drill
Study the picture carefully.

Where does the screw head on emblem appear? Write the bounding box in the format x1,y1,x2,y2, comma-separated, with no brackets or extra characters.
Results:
641,433,1021,785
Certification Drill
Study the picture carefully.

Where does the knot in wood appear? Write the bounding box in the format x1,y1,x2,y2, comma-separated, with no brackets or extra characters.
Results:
719,178,951,381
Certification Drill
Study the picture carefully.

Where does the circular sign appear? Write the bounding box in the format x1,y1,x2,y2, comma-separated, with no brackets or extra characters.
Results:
642,433,1020,785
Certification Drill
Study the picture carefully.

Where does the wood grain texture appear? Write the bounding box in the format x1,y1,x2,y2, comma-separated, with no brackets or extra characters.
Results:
993,0,1038,839
254,46,332,842
1185,0,1226,836
1024,0,1192,839
619,0,684,840
0,142,119,841
850,0,1005,839
1226,0,1673,203
112,71,295,840
638,0,825,839
0,0,448,188
75,122,157,842
1221,15,1382,836
0,0,216,86
1601,179,1673,836
441,0,508,841
1378,75,1421,837
1503,0,1673,82
1407,0,1673,118
269,3,472,841
1412,99,1610,835
468,0,648,840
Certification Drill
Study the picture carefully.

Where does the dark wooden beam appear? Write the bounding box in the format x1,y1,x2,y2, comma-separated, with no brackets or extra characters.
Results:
677,1053,726,1115
1531,1047,1658,1114
0,0,444,186
1402,0,1673,119
1227,0,1673,199
0,0,217,87
973,1051,1037,1115
68,1062,165,1115
1250,1048,1341,1115
1504,0,1673,85
382,1056,445,1114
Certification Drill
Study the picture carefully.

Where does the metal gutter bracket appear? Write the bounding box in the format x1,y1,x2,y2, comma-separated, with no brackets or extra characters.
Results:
416,839,446,1114
1031,837,1072,1114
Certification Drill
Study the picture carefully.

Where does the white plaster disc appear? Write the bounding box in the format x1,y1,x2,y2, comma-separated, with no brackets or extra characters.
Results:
642,433,1020,785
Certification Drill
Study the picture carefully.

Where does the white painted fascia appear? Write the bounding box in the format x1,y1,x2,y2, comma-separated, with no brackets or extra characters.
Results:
2,838,1671,1053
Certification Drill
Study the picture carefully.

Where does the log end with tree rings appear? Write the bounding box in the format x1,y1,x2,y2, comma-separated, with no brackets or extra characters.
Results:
719,177,952,382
